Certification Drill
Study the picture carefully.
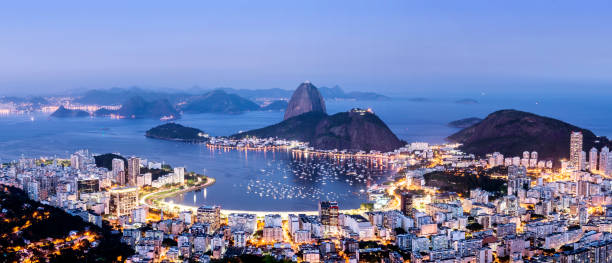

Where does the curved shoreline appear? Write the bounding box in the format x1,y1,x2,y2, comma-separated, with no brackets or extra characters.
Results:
141,177,363,217
145,134,209,143
141,177,216,210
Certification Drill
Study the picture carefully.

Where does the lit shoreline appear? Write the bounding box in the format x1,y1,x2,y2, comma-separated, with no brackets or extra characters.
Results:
141,177,366,217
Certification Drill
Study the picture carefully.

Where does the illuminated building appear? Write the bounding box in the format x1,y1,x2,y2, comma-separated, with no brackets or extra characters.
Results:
70,154,81,170
319,201,339,234
600,147,610,175
109,187,139,217
589,147,598,171
570,131,583,169
143,172,152,186
262,226,283,243
77,178,99,195
174,167,185,184
112,158,125,178
196,205,221,232
132,205,148,224
127,157,140,186
115,170,126,186
401,192,414,217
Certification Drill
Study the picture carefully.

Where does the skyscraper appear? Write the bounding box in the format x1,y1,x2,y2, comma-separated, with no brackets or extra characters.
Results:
127,157,140,186
174,167,185,184
319,201,339,231
70,154,80,170
400,192,414,217
569,131,583,169
112,158,125,176
196,205,221,233
109,187,139,217
589,147,598,171
117,170,126,186
600,147,610,175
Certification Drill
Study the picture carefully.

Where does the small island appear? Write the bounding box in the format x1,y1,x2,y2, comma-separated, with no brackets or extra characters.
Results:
50,106,90,118
145,123,210,143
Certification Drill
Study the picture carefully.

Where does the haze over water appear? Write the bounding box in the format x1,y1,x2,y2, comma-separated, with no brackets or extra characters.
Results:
1,94,610,211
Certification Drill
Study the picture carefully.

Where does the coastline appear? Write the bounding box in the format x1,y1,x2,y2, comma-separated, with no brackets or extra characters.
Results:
141,176,216,211
141,176,365,217
144,134,208,143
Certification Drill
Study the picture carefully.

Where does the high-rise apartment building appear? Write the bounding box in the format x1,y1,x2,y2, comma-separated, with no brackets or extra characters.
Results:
127,157,140,186
319,201,339,230
174,167,185,184
569,132,583,169
109,187,139,217
400,192,414,217
197,205,221,232
77,178,100,195
116,170,126,186
70,154,81,170
600,147,610,175
589,147,598,171
112,158,125,176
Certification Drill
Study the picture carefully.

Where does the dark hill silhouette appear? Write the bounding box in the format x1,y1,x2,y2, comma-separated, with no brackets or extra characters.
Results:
180,90,260,114
447,109,611,162
234,109,405,152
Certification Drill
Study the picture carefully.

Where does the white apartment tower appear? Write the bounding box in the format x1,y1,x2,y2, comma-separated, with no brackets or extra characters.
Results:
127,157,140,186
569,132,583,169
589,147,598,171
112,158,125,177
600,147,610,175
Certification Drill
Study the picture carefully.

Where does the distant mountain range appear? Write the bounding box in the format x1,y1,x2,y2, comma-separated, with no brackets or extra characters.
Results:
41,84,389,120
180,90,261,114
447,109,612,162
219,85,389,101
75,87,190,105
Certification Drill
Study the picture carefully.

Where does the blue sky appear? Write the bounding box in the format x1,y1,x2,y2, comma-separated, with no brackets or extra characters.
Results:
1,1,611,95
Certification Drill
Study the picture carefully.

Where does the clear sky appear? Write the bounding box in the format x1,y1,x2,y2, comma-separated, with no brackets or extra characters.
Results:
1,1,611,95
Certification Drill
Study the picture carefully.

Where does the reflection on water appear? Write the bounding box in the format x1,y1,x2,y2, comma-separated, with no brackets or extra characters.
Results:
166,148,397,211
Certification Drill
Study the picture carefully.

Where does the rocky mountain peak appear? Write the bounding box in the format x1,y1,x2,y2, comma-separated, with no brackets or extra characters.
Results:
283,82,327,120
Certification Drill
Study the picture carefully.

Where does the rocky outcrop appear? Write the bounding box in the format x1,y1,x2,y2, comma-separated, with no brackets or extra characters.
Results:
447,109,611,161
283,81,327,120
234,109,405,152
